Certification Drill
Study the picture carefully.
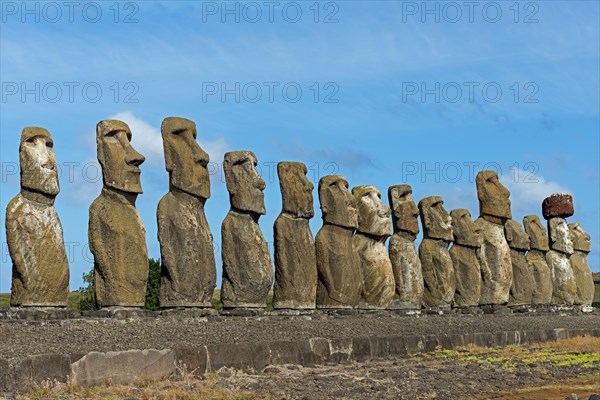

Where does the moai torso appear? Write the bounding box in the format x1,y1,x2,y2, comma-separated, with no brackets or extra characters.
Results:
418,196,455,308
7,128,69,307
387,184,423,309
157,117,216,308
315,175,362,308
273,162,317,309
568,223,594,306
524,215,553,305
352,185,395,309
221,151,273,308
449,209,482,308
547,217,576,305
505,220,535,306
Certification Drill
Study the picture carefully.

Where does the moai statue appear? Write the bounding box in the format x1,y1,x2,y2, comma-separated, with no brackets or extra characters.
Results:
273,162,317,309
388,184,423,309
474,171,512,305
418,196,455,308
157,117,216,308
568,223,594,306
505,220,535,306
450,209,482,308
315,175,361,308
221,151,273,308
523,215,553,305
543,193,577,305
352,185,395,309
6,127,69,307
89,120,148,307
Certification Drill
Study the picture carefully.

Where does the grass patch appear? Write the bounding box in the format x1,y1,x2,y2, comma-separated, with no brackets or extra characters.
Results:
594,284,600,303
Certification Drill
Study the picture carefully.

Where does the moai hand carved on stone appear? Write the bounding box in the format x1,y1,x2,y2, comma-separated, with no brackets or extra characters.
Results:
388,185,423,309
450,209,482,308
221,151,273,308
352,185,395,309
6,127,69,307
315,175,361,308
418,196,455,308
157,117,216,308
474,171,512,305
89,120,148,307
273,162,317,309
568,223,594,306
523,215,553,305
505,220,535,306
547,217,577,305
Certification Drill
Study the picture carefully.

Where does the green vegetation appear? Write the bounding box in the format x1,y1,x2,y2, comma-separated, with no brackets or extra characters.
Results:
144,258,161,311
594,284,600,304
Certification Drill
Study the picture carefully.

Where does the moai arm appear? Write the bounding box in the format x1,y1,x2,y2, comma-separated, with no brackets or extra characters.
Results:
6,199,28,283
156,199,179,291
88,205,112,285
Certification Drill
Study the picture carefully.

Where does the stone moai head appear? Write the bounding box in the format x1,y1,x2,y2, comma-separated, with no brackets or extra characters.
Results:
505,220,531,251
388,184,419,236
19,127,59,197
318,175,358,229
450,209,482,247
418,196,453,241
476,170,512,224
548,218,574,255
162,117,210,199
223,151,266,215
96,120,145,194
568,223,591,254
523,215,550,252
278,162,314,218
352,185,391,237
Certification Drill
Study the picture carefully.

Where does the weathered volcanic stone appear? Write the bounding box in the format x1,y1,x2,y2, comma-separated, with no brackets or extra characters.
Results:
352,185,395,309
475,170,512,305
505,220,535,307
157,117,216,308
418,196,455,308
568,223,594,306
6,127,69,307
523,215,553,305
542,193,574,220
388,185,423,309
449,209,482,308
273,162,317,310
221,151,273,308
547,217,576,305
89,120,148,307
316,175,361,309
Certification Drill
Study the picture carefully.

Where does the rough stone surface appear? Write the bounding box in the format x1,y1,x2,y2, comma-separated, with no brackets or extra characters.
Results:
548,218,577,305
476,170,512,224
418,197,455,308
388,184,423,309
505,220,535,306
89,120,148,307
221,151,273,308
157,117,216,307
316,175,361,309
70,349,175,386
6,127,69,307
569,223,594,306
524,215,553,305
352,185,395,309
450,209,482,308
273,162,317,309
475,218,512,305
542,193,574,220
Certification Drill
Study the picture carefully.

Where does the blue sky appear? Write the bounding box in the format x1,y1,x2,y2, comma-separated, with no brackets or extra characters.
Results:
1,1,599,292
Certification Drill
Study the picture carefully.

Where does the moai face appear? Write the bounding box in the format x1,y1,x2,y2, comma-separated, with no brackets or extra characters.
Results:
278,162,314,218
96,120,145,194
523,215,550,252
352,185,391,237
548,218,574,255
450,209,482,247
224,151,266,215
476,170,512,223
162,117,210,199
419,196,453,241
19,127,59,197
318,175,358,229
388,184,419,235
505,220,531,251
569,223,591,253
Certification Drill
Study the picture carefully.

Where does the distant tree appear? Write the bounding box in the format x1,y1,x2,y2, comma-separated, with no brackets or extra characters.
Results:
145,258,161,311
77,268,97,311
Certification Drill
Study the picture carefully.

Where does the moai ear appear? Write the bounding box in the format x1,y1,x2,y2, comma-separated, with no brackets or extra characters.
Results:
505,224,513,242
549,222,557,244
